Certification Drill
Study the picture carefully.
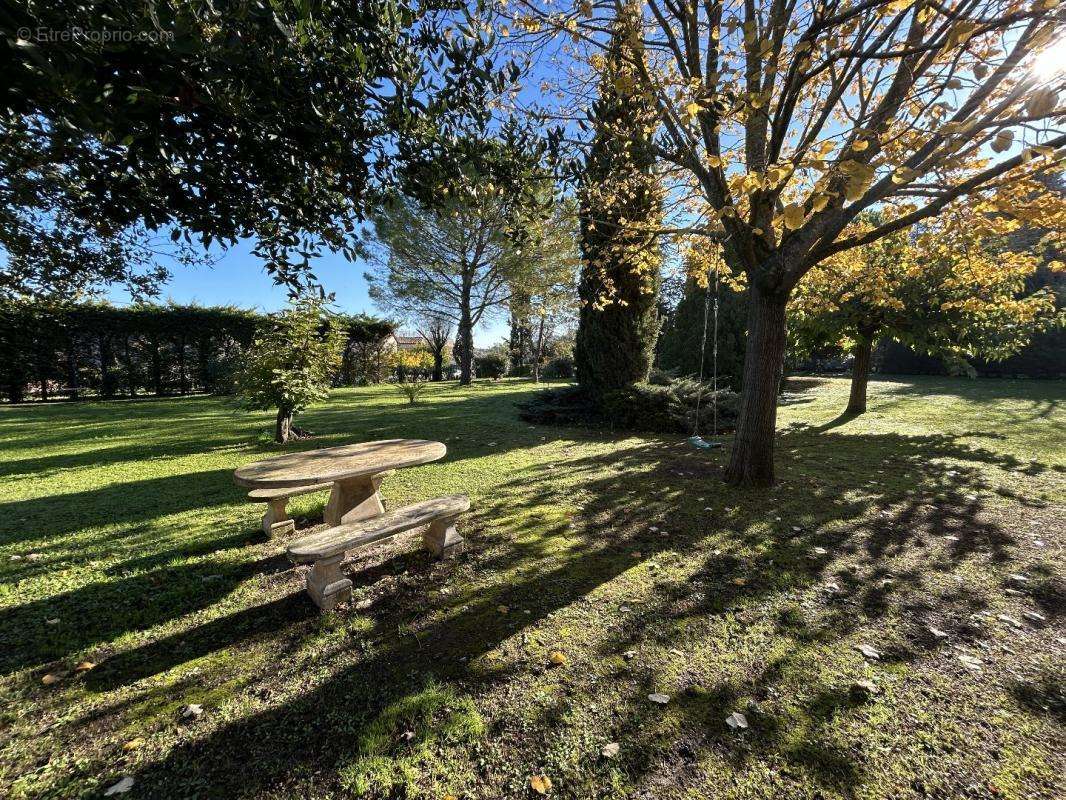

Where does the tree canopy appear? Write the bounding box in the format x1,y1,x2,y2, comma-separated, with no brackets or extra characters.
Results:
2,0,512,296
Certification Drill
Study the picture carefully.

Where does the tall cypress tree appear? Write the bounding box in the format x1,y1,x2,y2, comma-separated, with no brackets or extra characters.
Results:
574,3,663,404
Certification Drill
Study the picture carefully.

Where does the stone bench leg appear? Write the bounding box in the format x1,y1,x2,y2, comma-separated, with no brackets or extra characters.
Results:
423,515,464,558
262,498,295,537
306,554,352,611
324,473,386,526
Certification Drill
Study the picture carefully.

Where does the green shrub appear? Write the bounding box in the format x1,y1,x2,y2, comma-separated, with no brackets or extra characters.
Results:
518,377,738,434
541,355,575,380
475,353,507,379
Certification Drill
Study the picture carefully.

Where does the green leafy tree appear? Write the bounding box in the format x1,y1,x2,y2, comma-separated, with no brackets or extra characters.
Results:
574,3,663,404
367,192,521,385
657,262,748,391
792,210,1061,414
509,198,580,382
2,0,509,296
235,298,344,443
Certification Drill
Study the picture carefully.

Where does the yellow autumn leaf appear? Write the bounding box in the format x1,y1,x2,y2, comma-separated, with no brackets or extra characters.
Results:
991,130,1014,153
844,179,867,202
684,102,701,119
530,774,553,795
123,738,145,752
74,661,96,673
851,138,869,152
782,203,805,230
810,194,830,212
706,154,722,168
1026,87,1057,118
549,650,569,666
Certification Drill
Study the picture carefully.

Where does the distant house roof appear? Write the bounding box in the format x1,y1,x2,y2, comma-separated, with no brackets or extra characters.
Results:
392,334,423,350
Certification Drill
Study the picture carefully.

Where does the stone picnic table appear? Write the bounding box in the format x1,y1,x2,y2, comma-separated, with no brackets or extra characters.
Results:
234,439,447,526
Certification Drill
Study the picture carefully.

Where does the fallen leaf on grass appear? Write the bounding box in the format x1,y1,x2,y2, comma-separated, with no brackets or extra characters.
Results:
74,661,96,673
731,578,747,586
725,711,749,730
180,704,204,720
928,626,949,639
996,614,1023,629
648,693,671,704
855,644,880,660
122,738,145,752
958,654,982,672
849,679,879,700
1022,611,1046,623
41,672,64,686
104,776,134,795
529,774,552,794
602,742,620,758
497,605,509,615
548,651,568,667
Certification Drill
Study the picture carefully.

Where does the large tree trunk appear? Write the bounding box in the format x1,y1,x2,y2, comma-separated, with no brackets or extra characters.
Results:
458,279,474,385
275,407,293,443
724,287,788,488
431,349,444,382
846,330,877,415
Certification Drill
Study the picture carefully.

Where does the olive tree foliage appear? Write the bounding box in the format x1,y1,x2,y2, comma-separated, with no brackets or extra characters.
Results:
507,0,1066,486
1,0,514,297
366,192,523,385
234,297,345,443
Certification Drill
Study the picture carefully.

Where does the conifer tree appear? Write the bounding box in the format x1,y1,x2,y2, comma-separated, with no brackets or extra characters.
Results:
574,2,663,404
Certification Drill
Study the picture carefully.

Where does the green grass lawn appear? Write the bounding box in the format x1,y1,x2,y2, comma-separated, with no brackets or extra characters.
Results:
1,376,1063,799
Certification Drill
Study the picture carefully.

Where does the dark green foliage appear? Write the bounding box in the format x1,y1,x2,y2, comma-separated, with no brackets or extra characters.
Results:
475,354,507,379
0,301,394,401
877,259,1066,378
334,315,398,386
2,0,511,294
657,277,748,388
541,355,575,380
574,4,662,403
518,379,738,435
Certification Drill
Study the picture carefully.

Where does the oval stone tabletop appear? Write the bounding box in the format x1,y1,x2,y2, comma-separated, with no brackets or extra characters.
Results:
234,439,447,489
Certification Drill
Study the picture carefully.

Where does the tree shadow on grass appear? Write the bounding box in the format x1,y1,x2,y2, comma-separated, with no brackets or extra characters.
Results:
0,549,291,676
88,425,1057,798
0,469,243,549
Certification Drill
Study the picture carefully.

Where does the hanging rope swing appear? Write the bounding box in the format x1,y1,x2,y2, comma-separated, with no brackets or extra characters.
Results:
687,246,724,451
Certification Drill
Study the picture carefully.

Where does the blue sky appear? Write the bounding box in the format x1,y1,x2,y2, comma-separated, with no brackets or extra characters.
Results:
105,239,511,347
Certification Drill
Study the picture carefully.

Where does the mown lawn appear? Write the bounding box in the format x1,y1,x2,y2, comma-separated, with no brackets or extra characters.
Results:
1,376,1063,799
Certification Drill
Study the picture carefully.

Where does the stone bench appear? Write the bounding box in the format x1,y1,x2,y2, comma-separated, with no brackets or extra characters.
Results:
286,494,470,610
248,470,394,536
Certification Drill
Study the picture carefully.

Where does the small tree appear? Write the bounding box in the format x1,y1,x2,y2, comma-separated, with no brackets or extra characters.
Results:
235,297,344,442
792,209,1061,414
395,348,435,404
415,316,453,382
